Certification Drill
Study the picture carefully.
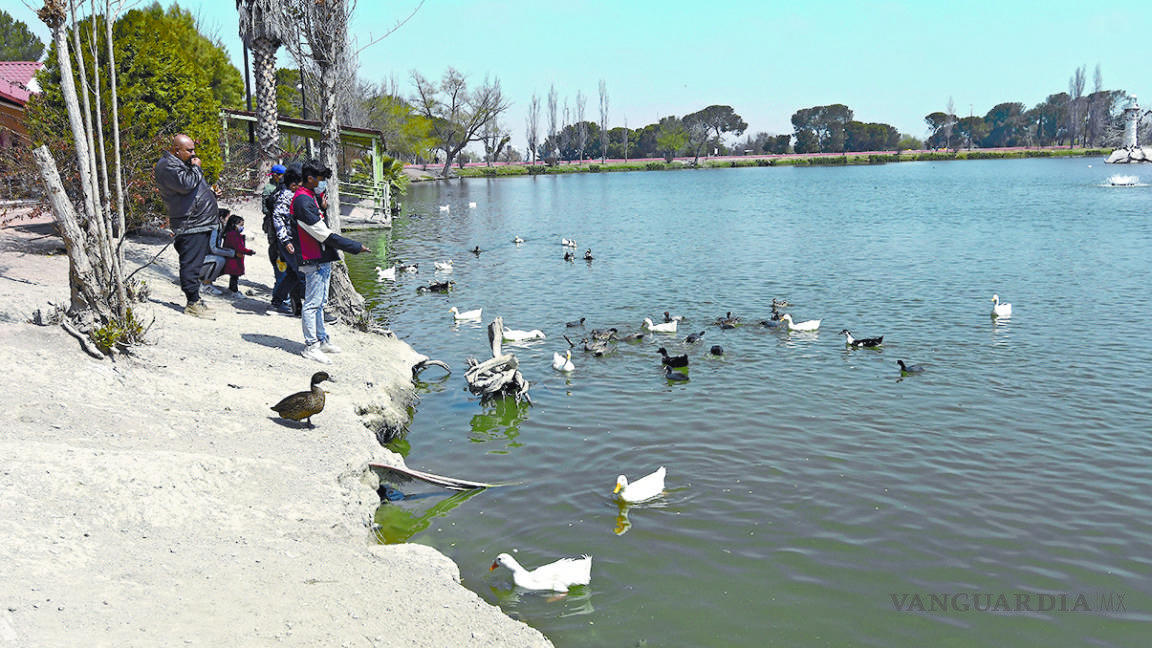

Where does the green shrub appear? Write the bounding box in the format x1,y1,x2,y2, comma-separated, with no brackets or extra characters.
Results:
645,162,666,170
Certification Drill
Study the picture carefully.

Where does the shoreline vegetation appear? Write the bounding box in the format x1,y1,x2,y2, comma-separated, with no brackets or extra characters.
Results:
416,146,1110,180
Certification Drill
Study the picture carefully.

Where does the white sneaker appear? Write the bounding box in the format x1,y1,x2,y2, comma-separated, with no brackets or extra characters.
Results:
202,284,224,296
320,340,342,354
302,343,331,364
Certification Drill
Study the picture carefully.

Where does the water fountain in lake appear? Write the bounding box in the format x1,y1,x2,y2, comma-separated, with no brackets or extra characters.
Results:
1105,97,1151,164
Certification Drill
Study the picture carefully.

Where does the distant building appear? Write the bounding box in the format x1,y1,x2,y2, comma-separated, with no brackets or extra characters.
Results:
0,61,44,149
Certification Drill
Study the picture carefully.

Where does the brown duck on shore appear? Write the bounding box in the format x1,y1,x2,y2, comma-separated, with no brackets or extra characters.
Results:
271,371,332,428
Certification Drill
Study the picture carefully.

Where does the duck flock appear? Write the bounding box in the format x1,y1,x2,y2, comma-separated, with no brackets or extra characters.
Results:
371,227,1014,593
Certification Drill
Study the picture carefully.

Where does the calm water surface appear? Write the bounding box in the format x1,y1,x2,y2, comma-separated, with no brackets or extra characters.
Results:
345,159,1151,647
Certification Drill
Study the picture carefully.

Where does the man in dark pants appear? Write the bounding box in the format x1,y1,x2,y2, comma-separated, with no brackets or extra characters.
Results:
154,133,221,320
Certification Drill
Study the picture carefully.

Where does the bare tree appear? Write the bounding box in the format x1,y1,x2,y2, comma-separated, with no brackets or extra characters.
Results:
598,79,609,163
525,91,540,166
1068,65,1086,148
409,67,510,177
546,84,557,163
623,115,629,162
481,117,509,166
575,89,587,163
34,0,129,340
560,98,570,163
945,96,955,151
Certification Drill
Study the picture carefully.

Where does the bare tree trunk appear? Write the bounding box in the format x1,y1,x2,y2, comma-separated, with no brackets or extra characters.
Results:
33,146,113,323
106,0,125,238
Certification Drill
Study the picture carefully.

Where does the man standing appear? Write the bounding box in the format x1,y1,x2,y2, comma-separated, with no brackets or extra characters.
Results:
154,133,220,320
291,159,370,364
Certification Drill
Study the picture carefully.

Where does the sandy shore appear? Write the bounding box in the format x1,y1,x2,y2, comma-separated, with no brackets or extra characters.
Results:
0,198,551,647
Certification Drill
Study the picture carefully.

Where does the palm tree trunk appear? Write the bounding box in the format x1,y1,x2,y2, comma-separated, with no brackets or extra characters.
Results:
253,36,282,167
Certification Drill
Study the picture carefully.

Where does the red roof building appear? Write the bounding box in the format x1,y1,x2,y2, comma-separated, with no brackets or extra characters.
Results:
0,61,44,149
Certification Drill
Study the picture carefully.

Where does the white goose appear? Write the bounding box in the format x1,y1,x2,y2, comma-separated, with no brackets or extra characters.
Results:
503,327,546,342
438,204,450,212
449,306,482,321
552,349,575,372
778,313,821,332
513,236,524,244
614,466,666,503
561,237,578,248
468,201,477,208
489,553,592,592
434,259,454,273
375,265,396,281
991,294,1012,318
642,317,677,334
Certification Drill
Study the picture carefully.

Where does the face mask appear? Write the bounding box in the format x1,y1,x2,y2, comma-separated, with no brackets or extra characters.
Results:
238,226,244,233
317,180,328,194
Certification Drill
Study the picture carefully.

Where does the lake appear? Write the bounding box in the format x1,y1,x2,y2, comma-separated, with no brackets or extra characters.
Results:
344,158,1151,647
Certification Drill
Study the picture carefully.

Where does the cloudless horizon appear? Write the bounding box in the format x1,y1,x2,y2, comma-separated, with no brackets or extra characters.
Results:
9,0,1151,155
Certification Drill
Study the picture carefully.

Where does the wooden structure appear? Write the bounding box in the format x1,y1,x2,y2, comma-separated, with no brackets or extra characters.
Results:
219,108,390,219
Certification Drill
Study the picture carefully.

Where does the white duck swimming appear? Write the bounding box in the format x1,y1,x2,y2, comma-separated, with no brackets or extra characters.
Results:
642,317,677,333
489,553,592,592
434,259,454,273
503,327,546,342
991,294,1012,318
614,466,666,503
778,313,821,332
438,204,450,212
513,236,524,244
375,265,396,281
449,306,482,321
561,237,577,248
552,349,575,372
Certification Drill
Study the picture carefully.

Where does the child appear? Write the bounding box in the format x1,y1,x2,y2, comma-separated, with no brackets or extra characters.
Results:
221,213,256,294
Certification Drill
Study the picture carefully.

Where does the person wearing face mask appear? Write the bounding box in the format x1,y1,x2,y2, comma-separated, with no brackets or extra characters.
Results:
221,213,256,295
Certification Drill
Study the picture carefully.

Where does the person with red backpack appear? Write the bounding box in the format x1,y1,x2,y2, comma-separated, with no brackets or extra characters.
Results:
290,159,371,364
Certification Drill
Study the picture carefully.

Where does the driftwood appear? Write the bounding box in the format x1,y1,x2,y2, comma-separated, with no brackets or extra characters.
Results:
464,316,532,404
368,462,493,491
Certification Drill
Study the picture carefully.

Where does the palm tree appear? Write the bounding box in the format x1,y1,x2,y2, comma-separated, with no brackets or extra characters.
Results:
237,0,291,172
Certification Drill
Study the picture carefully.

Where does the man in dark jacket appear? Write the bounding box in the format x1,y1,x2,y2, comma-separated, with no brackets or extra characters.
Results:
291,159,370,364
154,133,220,320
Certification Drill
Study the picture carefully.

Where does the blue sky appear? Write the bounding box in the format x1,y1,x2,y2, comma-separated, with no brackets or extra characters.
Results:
10,0,1152,153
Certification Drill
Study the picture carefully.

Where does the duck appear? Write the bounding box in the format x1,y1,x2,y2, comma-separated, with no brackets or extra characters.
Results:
715,312,740,329
684,330,705,344
503,327,546,342
841,329,883,348
663,365,689,382
583,248,594,261
417,280,454,293
512,236,524,244
710,345,724,356
772,298,791,309
897,359,925,374
582,338,613,356
663,311,685,323
589,327,618,341
397,262,419,274
434,259,453,273
561,238,577,248
991,294,1012,318
375,265,396,281
613,466,667,503
470,245,482,256
778,313,821,332
449,306,482,321
270,371,332,428
438,204,450,212
643,317,677,333
657,347,689,368
566,317,586,328
552,349,575,372
489,553,592,592
563,250,575,261
619,331,645,343
468,201,477,208
760,318,784,328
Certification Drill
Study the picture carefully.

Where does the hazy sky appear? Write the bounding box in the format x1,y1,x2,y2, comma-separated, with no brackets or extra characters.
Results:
10,0,1152,153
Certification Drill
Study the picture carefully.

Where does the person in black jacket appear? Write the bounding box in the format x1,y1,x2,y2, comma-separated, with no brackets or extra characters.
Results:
154,133,220,320
291,159,370,364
